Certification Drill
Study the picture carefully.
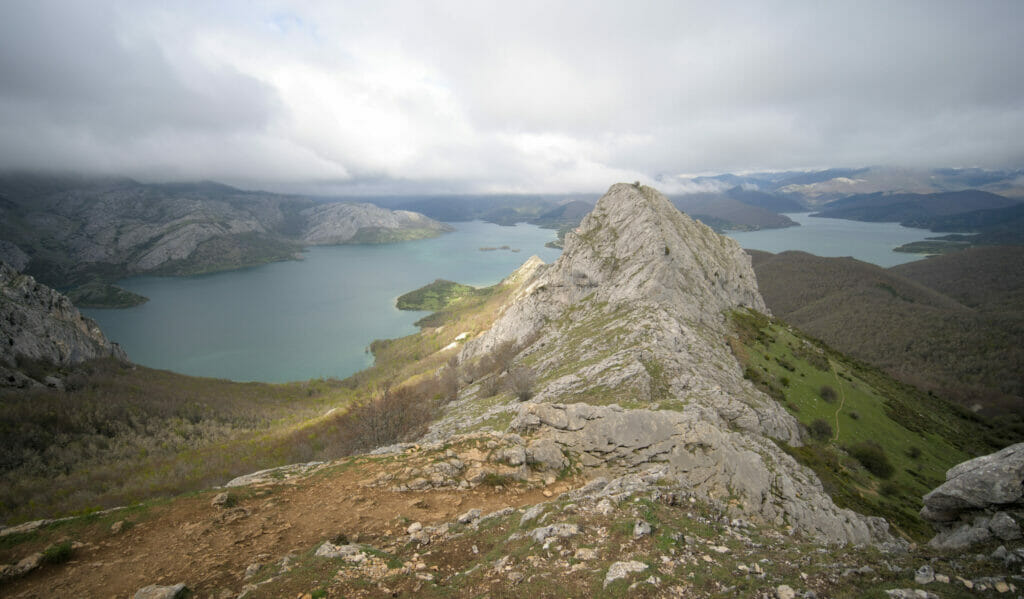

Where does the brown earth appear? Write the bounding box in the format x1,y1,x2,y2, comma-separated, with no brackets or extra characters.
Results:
1,452,577,599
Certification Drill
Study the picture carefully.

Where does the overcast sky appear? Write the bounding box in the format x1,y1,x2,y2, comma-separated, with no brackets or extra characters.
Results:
1,1,1022,194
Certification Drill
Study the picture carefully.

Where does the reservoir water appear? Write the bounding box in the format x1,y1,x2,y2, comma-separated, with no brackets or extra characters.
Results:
726,213,933,268
84,221,562,383
84,212,933,383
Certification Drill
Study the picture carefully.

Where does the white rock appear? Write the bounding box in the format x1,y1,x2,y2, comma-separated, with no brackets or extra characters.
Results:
604,560,648,588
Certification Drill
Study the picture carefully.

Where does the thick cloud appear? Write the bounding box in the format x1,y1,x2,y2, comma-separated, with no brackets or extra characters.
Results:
1,0,1021,193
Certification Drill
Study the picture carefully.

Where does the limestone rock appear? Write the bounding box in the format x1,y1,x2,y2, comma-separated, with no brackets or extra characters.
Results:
315,542,363,559
922,442,1024,521
529,523,580,543
604,560,648,588
922,443,1024,551
525,438,568,471
0,263,127,386
133,583,188,599
914,564,935,584
442,184,897,546
510,402,892,545
989,511,1022,541
928,522,993,551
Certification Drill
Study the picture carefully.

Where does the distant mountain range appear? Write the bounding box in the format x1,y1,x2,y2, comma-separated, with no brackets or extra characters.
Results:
0,174,452,307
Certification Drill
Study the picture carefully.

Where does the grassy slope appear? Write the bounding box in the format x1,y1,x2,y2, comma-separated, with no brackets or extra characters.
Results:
729,309,1003,540
0,273,518,525
750,249,1024,417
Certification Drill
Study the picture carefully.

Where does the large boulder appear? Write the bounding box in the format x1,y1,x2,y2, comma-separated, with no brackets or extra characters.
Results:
1,263,127,386
921,443,1024,551
922,443,1024,522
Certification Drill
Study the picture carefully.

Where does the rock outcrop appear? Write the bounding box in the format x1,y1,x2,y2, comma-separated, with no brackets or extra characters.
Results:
0,262,126,386
451,183,896,545
922,442,1024,551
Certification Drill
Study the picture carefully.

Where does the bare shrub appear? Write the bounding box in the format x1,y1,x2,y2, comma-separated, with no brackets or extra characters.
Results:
479,373,503,397
342,381,436,453
490,340,519,373
507,366,537,402
440,355,459,402
820,385,838,403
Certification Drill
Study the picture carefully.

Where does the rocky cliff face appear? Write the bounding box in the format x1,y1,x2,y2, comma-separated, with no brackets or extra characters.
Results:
0,262,126,387
452,183,895,545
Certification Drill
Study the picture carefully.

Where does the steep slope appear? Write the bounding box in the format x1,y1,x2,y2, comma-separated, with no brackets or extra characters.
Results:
0,263,126,387
449,183,894,544
751,249,1024,415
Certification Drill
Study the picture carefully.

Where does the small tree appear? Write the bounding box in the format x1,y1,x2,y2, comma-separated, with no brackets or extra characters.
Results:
507,366,537,402
820,385,838,403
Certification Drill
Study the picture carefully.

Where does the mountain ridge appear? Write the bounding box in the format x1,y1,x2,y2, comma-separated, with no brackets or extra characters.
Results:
0,173,453,306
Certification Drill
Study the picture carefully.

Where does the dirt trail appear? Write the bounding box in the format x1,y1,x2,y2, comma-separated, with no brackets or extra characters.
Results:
3,458,571,598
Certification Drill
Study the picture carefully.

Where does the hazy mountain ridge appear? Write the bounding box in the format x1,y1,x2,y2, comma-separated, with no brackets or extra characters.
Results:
0,174,452,306
811,190,1020,223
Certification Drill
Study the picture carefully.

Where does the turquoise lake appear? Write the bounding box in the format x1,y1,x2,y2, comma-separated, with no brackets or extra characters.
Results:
84,221,562,383
84,212,934,383
726,213,932,268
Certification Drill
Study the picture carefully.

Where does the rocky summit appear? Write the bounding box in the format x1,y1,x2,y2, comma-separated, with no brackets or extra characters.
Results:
453,183,893,545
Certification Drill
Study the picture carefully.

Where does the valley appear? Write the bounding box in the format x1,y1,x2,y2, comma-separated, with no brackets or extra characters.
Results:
1,180,1022,599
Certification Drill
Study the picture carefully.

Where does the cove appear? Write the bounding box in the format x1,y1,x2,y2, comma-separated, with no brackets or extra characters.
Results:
84,221,561,383
725,213,934,268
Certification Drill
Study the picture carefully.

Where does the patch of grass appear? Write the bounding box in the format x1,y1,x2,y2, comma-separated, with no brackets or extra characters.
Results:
41,540,73,564
396,279,485,312
480,472,516,487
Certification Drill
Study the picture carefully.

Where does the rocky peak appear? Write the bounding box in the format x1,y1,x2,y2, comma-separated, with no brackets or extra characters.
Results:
557,182,765,315
450,183,898,546
0,262,126,387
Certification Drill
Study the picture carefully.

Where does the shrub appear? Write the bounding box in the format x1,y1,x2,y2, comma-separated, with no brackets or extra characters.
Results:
879,481,901,497
808,418,833,443
848,441,894,479
848,411,860,420
820,385,838,403
906,446,922,459
507,366,537,402
41,540,73,564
